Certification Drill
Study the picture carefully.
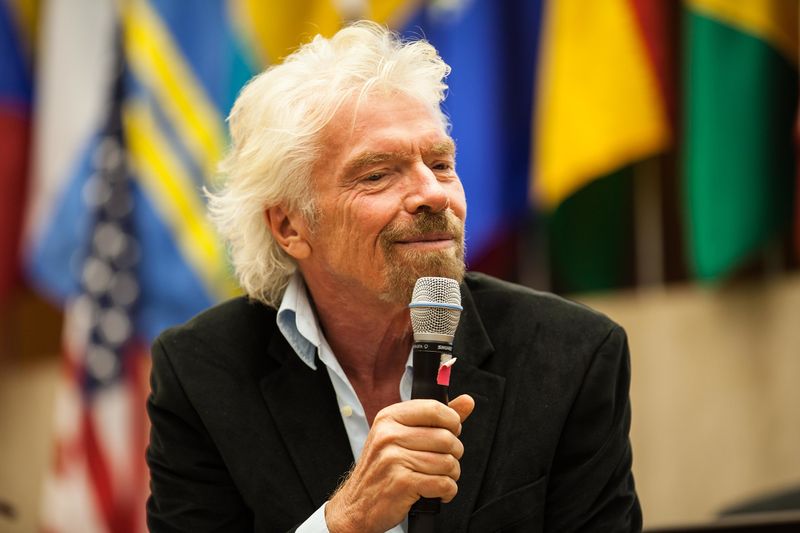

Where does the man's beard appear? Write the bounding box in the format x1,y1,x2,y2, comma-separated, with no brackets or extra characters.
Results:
378,211,466,304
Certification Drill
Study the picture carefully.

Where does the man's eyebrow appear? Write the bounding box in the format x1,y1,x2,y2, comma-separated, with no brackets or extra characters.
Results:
427,139,456,157
342,139,456,176
343,150,412,176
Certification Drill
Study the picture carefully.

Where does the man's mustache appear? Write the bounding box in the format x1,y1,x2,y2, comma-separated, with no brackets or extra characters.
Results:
380,211,465,246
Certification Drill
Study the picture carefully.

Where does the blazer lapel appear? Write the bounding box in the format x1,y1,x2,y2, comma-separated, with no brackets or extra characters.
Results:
440,282,506,532
259,333,355,509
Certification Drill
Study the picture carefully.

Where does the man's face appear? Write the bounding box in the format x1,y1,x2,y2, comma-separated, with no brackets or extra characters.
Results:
299,92,467,304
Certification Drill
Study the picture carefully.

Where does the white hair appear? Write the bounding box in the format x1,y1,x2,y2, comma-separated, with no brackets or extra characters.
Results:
207,20,451,307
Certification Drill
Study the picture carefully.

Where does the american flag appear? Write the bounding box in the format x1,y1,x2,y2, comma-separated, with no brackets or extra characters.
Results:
40,42,150,533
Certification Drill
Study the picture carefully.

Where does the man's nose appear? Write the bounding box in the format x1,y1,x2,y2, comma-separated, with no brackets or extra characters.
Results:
403,163,449,214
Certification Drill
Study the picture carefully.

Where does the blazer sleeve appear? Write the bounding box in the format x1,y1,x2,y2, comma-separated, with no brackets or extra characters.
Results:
543,325,643,532
146,336,256,532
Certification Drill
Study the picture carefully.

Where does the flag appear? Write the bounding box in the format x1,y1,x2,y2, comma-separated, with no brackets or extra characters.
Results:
26,0,248,375
0,0,36,306
119,0,245,342
230,0,341,64
39,36,152,532
26,9,137,526
25,0,118,305
532,0,673,293
684,0,798,280
397,0,542,277
533,0,671,210
28,1,257,531
546,169,637,294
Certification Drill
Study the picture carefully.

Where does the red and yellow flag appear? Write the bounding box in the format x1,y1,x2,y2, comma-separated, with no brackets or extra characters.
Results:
533,0,671,210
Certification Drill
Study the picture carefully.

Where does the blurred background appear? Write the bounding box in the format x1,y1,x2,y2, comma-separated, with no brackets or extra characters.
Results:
1,0,799,531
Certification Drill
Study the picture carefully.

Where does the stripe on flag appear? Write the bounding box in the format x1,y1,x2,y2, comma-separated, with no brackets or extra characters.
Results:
124,99,237,301
122,0,227,178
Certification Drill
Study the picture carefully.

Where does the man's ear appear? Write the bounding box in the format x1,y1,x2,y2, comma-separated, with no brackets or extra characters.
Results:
265,205,311,260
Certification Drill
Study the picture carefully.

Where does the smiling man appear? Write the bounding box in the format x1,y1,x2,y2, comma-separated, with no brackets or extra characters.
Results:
146,22,642,533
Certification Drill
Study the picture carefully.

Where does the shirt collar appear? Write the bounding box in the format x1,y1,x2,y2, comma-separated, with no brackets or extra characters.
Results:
276,272,415,375
276,272,322,370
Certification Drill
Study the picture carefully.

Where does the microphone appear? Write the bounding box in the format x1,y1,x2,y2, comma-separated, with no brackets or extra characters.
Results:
407,277,463,533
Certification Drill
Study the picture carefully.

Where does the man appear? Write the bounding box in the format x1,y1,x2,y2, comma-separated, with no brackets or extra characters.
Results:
146,21,642,532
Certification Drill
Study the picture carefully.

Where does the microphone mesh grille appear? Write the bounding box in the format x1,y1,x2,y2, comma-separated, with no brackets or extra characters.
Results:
409,277,462,337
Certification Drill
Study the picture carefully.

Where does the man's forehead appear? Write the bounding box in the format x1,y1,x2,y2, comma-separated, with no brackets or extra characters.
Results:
312,92,453,179
326,91,444,135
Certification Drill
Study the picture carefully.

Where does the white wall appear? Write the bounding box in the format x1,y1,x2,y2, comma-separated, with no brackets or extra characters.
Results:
582,274,800,527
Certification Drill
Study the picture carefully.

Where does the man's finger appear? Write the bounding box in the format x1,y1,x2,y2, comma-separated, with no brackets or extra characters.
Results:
393,426,465,457
376,399,462,434
394,449,462,480
448,394,475,425
412,473,459,503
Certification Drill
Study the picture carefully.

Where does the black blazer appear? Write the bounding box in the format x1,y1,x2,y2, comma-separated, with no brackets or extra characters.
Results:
146,272,642,532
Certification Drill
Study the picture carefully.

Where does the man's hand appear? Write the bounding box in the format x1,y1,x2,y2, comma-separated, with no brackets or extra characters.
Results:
325,394,475,533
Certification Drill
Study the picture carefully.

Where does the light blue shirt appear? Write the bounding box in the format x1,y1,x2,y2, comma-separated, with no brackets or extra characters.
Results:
277,273,412,533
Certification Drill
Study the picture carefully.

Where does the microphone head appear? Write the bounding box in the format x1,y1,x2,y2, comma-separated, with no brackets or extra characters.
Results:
409,277,463,342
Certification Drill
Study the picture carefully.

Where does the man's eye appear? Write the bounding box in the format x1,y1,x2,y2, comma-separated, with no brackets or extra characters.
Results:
364,173,384,182
432,162,453,171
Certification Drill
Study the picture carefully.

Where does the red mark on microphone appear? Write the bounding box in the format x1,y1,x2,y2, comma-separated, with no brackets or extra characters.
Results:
436,357,457,386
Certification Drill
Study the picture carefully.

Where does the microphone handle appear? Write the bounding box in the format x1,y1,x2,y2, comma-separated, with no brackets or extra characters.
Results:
411,344,450,403
409,343,451,533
